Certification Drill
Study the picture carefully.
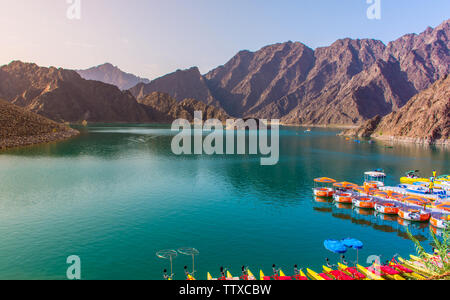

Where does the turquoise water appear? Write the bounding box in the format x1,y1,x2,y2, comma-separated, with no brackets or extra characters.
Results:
0,125,448,280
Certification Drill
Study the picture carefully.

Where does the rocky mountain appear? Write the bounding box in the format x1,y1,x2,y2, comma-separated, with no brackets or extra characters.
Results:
0,98,78,149
203,19,449,125
138,92,229,122
341,75,450,145
130,67,221,108
76,63,150,90
0,61,151,123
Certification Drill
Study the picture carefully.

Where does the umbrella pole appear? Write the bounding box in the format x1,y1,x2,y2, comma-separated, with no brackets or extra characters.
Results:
357,249,359,265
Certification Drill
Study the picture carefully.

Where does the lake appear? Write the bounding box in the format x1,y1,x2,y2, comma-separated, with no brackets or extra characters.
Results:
0,125,448,280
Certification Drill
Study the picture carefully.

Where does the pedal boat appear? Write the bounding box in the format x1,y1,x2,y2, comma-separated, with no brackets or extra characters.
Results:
430,213,450,229
398,207,431,222
333,192,354,204
352,196,375,209
374,201,400,215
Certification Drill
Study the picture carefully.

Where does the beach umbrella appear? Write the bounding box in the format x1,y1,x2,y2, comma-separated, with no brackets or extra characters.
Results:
341,238,364,264
333,182,358,189
314,177,337,183
324,240,347,254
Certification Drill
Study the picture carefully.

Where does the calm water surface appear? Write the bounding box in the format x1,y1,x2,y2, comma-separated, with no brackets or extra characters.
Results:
0,125,448,279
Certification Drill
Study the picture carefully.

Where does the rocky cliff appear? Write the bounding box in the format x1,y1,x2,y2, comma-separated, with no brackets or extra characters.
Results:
341,76,450,145
130,67,221,108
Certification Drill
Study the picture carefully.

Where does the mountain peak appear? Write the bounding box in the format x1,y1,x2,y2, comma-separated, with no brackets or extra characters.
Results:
76,63,149,90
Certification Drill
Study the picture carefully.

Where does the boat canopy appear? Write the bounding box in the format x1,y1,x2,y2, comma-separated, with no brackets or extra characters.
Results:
436,203,450,212
333,182,358,188
341,238,364,250
324,240,347,254
403,196,430,205
314,177,337,183
364,171,386,178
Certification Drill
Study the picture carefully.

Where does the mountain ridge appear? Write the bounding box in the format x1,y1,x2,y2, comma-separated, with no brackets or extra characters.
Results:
76,63,150,90
340,75,450,145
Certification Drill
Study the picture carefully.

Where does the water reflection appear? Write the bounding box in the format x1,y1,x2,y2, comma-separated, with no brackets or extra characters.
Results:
313,198,429,242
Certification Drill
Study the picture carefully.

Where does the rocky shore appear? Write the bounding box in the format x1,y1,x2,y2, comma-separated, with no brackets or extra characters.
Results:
0,99,79,150
0,129,79,150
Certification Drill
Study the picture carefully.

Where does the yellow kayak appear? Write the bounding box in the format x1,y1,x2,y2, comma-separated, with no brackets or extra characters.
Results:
187,274,196,280
323,266,333,273
226,271,240,280
357,264,385,280
207,272,213,280
279,270,286,277
247,269,256,280
337,263,370,280
227,271,233,279
389,263,427,280
398,257,436,278
306,268,327,280
260,270,266,281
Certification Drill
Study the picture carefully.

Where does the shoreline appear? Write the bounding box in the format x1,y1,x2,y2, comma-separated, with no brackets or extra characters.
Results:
339,133,450,147
0,128,80,151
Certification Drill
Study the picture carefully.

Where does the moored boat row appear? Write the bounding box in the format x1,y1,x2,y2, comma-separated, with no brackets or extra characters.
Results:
313,170,450,229
203,254,440,281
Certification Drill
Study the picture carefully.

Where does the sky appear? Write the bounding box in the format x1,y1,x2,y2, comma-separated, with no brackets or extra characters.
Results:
0,0,448,79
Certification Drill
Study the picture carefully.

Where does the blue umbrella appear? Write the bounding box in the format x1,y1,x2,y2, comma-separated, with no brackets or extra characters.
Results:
341,238,363,250
324,240,348,254
341,238,364,264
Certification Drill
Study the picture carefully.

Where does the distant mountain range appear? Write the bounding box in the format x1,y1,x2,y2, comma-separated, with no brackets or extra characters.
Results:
132,19,449,126
76,63,150,90
0,19,448,145
341,75,449,145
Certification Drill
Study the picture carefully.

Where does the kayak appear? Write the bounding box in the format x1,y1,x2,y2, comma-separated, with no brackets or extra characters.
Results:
226,271,240,280
260,270,292,280
293,270,308,280
337,263,367,280
207,272,213,280
373,264,405,280
389,263,426,280
306,268,333,280
357,264,385,280
398,257,437,278
278,270,292,280
401,177,430,184
187,274,196,280
246,269,257,280
322,266,354,280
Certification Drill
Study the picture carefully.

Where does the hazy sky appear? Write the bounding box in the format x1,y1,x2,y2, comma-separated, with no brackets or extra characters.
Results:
0,0,448,79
